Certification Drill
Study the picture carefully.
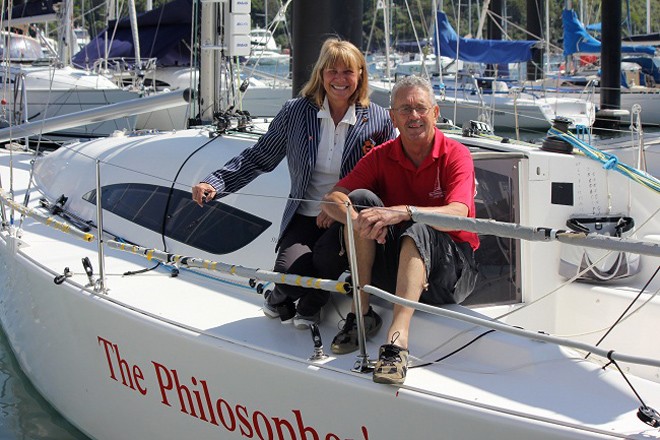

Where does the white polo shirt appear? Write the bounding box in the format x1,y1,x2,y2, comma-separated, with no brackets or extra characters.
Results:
298,97,357,217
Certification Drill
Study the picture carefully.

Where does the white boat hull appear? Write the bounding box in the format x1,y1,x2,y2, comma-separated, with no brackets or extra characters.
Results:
0,128,659,439
1,65,139,140
1,238,658,440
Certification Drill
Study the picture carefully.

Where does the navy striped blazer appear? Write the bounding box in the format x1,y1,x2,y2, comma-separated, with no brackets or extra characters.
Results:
204,97,396,238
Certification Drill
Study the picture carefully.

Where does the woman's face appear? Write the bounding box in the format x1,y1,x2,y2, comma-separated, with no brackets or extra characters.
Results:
322,61,360,107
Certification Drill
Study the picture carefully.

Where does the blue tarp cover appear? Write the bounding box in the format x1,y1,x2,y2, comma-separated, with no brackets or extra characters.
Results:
1,0,58,22
562,9,655,56
72,0,192,68
434,11,538,63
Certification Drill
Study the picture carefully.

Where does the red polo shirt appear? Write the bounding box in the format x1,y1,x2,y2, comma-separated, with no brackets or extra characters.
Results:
337,127,479,250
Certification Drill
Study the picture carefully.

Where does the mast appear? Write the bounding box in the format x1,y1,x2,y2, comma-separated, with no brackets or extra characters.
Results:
57,0,74,65
432,0,441,80
383,0,392,80
292,0,363,96
596,0,624,129
526,0,543,80
198,1,217,122
128,0,141,67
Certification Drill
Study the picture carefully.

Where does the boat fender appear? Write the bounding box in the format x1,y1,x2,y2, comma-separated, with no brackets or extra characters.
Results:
54,267,72,285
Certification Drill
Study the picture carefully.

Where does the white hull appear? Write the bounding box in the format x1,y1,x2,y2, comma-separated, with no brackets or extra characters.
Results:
2,65,138,139
0,127,659,439
524,82,660,127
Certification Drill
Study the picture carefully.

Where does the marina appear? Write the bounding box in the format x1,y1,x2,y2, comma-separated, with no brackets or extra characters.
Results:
0,1,659,439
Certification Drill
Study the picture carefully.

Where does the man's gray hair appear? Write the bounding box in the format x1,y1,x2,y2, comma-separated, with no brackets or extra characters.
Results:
390,75,435,107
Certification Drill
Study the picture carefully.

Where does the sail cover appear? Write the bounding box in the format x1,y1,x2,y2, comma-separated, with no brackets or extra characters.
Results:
562,9,655,56
1,0,59,26
434,11,538,63
72,0,192,69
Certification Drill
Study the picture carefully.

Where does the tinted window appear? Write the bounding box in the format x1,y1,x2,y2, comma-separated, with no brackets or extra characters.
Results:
83,183,271,254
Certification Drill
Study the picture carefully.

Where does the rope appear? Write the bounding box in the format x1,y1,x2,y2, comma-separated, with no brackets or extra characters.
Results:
547,127,660,193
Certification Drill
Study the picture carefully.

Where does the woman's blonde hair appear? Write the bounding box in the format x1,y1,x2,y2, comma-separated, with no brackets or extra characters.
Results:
300,38,370,108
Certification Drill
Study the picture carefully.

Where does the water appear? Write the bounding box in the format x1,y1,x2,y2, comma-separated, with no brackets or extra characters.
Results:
0,326,90,440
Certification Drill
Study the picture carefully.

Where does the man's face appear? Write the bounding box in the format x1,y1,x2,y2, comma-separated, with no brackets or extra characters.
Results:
389,86,439,145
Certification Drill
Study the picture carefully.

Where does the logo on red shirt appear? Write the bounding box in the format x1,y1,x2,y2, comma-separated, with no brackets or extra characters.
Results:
429,168,444,199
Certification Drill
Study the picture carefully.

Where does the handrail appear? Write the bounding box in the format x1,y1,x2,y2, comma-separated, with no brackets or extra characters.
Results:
411,210,660,257
2,181,659,369
105,240,352,295
0,188,94,242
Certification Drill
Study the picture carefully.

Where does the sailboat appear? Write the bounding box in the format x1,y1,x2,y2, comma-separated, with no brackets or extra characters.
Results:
72,0,291,130
0,1,660,439
0,2,139,143
524,9,659,127
369,10,596,132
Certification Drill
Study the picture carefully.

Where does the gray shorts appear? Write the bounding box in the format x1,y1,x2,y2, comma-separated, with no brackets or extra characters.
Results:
349,189,478,305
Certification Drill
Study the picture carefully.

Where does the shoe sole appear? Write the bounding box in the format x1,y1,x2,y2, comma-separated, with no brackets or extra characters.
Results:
263,309,293,324
373,374,405,385
263,308,280,319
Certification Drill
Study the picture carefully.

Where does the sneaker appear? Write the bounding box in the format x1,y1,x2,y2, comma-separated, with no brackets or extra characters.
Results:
330,307,382,354
292,311,320,330
263,292,295,323
373,344,409,385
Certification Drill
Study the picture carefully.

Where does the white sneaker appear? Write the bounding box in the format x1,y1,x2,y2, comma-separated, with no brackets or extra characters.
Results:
292,311,320,330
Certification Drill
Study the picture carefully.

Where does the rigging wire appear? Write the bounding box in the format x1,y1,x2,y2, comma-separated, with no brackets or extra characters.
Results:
585,265,660,359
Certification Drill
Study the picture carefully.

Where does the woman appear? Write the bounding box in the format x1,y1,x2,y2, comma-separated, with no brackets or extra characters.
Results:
192,38,396,329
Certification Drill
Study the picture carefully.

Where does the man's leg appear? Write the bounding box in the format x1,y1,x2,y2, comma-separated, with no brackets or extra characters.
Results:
345,221,376,313
385,236,426,349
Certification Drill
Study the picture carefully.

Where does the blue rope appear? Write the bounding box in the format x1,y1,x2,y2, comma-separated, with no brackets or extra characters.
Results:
547,127,660,193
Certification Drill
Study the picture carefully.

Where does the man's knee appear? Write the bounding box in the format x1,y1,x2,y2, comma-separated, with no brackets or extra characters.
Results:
348,189,384,210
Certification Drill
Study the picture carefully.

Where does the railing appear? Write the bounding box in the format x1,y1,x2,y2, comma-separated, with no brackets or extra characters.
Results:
2,181,659,372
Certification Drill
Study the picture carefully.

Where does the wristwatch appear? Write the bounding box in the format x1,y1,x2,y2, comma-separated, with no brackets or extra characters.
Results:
406,205,417,220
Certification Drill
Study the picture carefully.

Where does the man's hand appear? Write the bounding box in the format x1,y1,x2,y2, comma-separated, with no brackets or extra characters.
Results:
355,207,404,244
192,183,217,207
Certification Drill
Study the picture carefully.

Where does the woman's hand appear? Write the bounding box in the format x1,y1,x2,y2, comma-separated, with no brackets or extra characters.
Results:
316,210,335,229
192,183,217,207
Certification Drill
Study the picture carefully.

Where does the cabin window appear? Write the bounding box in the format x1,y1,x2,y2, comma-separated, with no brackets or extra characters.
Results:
82,183,271,254
463,155,522,307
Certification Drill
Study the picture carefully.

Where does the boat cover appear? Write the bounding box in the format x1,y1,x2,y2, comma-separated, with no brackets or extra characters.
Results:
562,9,656,56
1,0,58,26
433,11,538,63
72,0,192,69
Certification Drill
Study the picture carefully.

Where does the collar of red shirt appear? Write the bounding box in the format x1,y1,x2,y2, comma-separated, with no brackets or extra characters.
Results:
389,127,445,171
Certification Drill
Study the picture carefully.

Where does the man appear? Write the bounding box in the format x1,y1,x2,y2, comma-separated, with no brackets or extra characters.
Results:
321,75,479,385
